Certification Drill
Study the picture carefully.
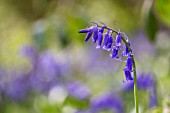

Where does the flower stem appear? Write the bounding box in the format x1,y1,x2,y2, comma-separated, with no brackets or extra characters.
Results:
122,36,139,113
131,55,139,113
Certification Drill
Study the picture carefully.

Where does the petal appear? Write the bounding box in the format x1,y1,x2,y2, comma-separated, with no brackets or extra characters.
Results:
99,27,104,33
78,26,93,33
115,32,122,47
85,29,93,42
126,57,133,71
92,27,98,43
102,33,109,49
105,35,113,51
96,32,103,49
110,46,119,58
123,67,133,81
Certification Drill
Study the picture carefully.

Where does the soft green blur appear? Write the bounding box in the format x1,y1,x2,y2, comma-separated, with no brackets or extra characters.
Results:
0,0,170,113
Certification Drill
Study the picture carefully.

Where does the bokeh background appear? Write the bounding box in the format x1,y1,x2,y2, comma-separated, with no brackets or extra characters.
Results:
0,0,170,113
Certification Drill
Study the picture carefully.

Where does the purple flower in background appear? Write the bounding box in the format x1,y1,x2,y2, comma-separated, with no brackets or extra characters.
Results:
149,86,157,108
67,82,91,100
21,45,38,66
123,73,157,108
123,73,155,91
21,45,71,93
29,51,60,92
4,75,30,101
90,92,124,113
0,69,4,92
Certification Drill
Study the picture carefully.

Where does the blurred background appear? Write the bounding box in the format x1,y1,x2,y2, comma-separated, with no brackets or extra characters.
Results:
0,0,170,113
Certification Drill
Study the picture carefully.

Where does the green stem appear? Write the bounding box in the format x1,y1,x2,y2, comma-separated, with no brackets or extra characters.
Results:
131,55,139,113
122,37,139,113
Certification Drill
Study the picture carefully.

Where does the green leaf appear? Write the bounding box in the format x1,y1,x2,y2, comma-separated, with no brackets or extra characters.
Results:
155,0,170,27
145,10,158,42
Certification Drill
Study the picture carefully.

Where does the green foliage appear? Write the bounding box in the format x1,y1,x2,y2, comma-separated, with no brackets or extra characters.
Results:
155,0,170,27
145,10,158,42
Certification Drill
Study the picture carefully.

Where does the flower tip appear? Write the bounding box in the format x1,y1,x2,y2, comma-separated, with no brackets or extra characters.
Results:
78,29,88,33
96,45,101,49
102,46,107,50
103,46,111,51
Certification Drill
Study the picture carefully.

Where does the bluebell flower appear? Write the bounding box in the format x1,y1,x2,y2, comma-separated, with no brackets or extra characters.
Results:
110,46,119,59
90,92,124,113
115,32,122,47
122,41,131,57
78,26,94,42
105,35,113,51
78,26,94,33
126,57,133,71
102,30,110,49
96,27,104,49
92,27,98,43
123,67,133,81
85,29,93,42
67,82,91,100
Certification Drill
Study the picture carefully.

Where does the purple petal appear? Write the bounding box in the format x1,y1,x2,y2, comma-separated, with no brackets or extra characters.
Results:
96,32,103,49
115,32,122,47
102,32,109,49
110,46,119,59
126,57,133,71
122,41,131,57
92,27,98,43
85,29,93,42
123,67,133,81
79,27,93,33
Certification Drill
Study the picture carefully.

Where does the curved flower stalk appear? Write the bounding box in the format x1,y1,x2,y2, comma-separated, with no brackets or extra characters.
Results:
78,22,139,113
